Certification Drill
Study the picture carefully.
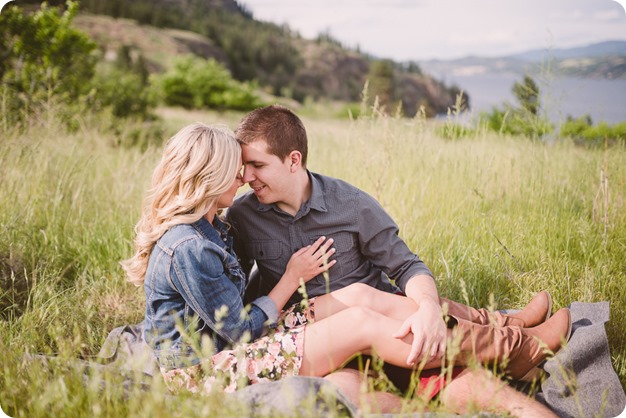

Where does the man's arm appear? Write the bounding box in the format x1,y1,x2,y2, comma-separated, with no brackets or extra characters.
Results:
393,274,447,366
356,193,446,365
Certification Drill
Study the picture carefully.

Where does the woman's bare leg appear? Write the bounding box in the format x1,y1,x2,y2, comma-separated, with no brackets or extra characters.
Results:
299,306,445,377
314,283,419,321
439,367,558,418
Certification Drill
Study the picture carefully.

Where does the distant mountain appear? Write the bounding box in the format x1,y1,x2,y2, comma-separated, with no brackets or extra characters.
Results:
510,40,626,62
419,41,626,80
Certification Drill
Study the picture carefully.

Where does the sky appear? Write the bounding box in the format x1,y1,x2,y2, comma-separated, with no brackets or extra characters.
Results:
241,0,626,61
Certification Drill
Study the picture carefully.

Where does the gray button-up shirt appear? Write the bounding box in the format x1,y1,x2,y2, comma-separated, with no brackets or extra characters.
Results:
226,171,434,306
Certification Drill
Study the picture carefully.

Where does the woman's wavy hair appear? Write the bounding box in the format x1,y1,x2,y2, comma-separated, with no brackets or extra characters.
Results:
121,123,241,286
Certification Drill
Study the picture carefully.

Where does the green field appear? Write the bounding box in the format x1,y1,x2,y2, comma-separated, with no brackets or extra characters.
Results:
1,107,625,417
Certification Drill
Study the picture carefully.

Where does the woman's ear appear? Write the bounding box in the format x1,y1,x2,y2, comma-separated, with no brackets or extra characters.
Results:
288,151,302,172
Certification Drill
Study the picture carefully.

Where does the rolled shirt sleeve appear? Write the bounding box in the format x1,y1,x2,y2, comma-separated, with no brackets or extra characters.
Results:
357,192,434,292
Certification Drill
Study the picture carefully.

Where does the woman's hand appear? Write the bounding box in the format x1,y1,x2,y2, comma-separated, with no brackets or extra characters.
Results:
284,236,336,285
268,237,336,312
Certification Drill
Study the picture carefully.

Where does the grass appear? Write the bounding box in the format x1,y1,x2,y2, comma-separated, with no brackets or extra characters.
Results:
0,106,625,417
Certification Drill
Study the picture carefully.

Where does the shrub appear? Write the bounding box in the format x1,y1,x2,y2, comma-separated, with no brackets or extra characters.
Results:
156,55,264,111
90,66,157,119
560,115,626,146
560,115,592,138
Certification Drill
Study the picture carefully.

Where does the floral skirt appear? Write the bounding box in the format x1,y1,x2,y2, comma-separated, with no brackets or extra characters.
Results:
161,299,316,394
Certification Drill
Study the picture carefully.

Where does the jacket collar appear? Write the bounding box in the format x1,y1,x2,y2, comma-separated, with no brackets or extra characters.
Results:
192,215,231,248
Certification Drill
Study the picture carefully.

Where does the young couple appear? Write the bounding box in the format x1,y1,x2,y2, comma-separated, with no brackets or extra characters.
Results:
122,105,571,417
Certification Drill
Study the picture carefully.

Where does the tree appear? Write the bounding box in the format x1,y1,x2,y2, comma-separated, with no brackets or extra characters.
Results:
0,1,97,126
0,1,97,120
512,74,540,116
367,59,396,112
480,75,553,138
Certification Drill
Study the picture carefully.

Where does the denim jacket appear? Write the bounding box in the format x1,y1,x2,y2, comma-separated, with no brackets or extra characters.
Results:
143,215,279,370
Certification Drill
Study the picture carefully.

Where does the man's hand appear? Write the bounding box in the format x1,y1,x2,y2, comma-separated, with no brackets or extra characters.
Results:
392,297,447,366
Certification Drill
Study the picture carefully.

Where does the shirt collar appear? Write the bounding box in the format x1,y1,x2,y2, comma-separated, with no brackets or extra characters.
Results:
255,170,328,215
306,171,328,213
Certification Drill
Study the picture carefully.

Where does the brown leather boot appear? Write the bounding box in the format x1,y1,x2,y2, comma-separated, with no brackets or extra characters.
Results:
440,291,552,328
449,307,572,381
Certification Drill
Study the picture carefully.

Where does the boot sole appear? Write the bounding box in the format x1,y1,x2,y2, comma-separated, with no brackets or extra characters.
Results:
544,291,553,322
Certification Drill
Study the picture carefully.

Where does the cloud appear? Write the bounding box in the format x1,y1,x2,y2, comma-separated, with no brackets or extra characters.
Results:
594,9,624,20
243,0,626,60
552,9,586,20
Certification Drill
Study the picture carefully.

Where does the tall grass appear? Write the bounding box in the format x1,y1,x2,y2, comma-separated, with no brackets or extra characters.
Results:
1,107,624,416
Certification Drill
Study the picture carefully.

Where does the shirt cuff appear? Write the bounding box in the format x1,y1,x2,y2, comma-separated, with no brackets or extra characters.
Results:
251,296,279,327
396,262,435,292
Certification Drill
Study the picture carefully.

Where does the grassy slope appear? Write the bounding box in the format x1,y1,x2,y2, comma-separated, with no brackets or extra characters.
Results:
73,14,225,72
0,108,624,416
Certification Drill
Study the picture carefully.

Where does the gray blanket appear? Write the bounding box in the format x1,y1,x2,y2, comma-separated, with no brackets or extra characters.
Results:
81,302,626,417
536,302,625,417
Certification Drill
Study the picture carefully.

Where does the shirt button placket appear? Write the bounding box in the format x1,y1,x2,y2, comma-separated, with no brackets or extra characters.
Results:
289,221,298,253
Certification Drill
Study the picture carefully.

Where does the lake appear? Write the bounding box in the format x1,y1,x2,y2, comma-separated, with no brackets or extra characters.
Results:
438,73,626,126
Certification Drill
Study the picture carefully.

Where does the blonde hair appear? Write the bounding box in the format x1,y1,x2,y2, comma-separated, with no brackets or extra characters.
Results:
121,123,241,285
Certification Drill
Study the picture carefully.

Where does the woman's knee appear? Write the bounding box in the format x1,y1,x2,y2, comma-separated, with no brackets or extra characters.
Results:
343,283,378,308
342,306,387,337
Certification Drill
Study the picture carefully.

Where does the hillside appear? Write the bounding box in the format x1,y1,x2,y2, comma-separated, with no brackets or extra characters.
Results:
69,3,460,117
73,14,227,73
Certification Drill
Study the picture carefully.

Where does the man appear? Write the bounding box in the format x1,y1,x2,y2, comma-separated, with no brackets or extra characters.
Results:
225,104,559,415
228,104,448,365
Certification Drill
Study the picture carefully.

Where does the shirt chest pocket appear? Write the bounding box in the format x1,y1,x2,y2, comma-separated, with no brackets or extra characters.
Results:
309,233,360,278
251,240,283,260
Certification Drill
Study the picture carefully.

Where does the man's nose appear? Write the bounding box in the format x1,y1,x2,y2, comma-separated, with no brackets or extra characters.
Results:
242,166,254,183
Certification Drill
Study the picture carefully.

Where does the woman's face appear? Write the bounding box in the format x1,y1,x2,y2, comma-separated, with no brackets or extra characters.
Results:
216,155,243,209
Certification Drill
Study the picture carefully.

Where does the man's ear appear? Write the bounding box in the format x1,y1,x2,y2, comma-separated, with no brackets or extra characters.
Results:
288,150,302,172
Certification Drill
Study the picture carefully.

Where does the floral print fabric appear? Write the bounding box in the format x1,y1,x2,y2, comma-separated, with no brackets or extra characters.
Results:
161,299,316,394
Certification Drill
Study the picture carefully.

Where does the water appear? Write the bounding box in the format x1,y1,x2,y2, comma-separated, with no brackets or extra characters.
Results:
438,73,626,126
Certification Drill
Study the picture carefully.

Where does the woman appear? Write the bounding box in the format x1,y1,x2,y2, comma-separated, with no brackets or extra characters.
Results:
121,123,571,403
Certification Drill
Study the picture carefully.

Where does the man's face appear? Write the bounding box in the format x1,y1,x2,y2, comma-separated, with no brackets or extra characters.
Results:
241,139,293,206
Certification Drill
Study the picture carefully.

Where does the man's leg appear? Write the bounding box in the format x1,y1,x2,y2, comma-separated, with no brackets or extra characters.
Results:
439,367,558,418
323,368,404,414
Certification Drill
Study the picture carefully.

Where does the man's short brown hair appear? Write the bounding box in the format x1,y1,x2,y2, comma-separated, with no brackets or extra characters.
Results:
235,105,308,166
